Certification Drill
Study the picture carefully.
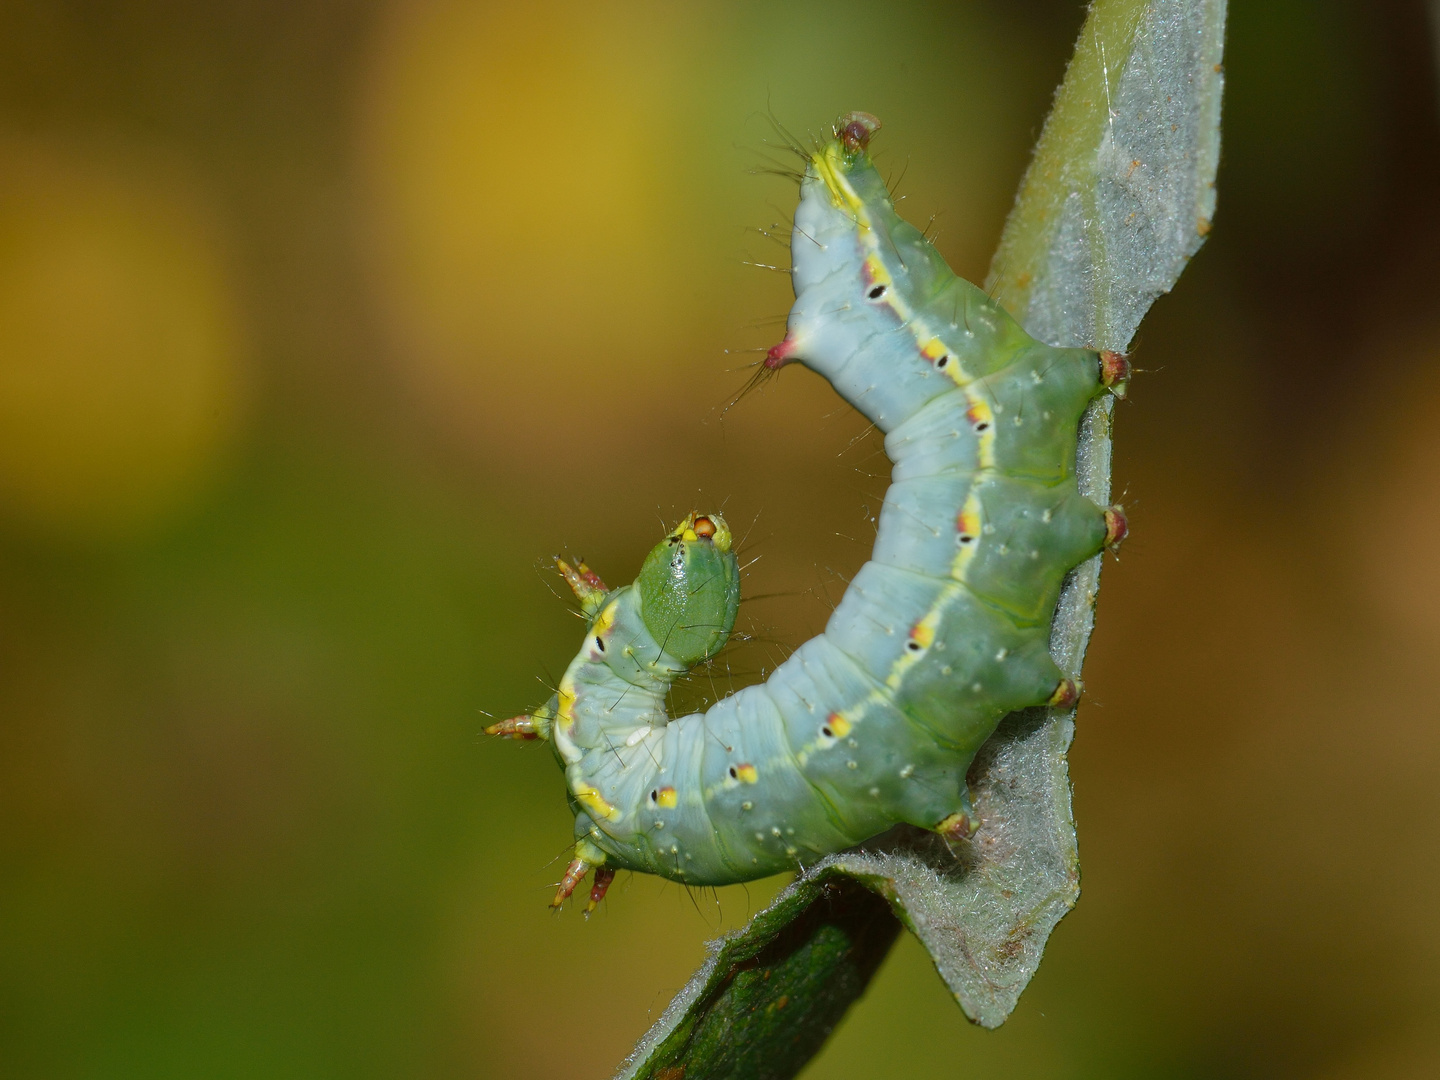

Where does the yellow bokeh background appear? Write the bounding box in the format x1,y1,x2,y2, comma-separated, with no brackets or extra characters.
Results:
0,137,246,541
2,1,1439,1078
357,0,1031,473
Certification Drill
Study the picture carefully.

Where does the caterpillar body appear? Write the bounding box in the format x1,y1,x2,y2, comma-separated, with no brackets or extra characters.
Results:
488,113,1128,911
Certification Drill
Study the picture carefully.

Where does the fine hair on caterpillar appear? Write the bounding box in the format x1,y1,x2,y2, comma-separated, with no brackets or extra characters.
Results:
488,113,1130,913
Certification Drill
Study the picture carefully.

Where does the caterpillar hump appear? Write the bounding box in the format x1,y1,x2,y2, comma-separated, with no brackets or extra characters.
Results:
490,115,1127,909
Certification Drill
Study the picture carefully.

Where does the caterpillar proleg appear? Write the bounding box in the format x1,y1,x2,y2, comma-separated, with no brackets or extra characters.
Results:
488,114,1128,909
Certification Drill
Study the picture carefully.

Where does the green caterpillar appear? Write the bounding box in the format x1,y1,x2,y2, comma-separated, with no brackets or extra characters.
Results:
489,113,1128,911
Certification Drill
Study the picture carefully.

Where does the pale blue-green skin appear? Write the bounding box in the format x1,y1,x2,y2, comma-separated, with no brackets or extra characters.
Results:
549,133,1109,886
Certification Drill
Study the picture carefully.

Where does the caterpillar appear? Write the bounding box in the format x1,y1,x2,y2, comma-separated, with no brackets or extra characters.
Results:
488,113,1129,912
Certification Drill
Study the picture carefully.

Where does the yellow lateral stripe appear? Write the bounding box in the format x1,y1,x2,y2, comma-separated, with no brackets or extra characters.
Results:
556,678,577,731
965,393,997,469
886,601,949,691
814,144,869,216
952,493,983,580
863,253,892,286
819,146,987,388
592,600,618,639
573,782,621,822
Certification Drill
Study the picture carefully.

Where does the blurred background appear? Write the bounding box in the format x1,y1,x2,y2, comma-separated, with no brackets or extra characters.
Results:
1,0,1437,1076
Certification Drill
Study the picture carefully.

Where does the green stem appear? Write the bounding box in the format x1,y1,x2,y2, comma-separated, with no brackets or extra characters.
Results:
619,876,900,1080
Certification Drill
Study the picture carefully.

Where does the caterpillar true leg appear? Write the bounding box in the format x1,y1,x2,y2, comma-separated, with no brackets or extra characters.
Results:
492,115,1132,906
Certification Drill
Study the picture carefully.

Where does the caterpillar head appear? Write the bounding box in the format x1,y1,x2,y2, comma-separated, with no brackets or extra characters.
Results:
637,512,741,667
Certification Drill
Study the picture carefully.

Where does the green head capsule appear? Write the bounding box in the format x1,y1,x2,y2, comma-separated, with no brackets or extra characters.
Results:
637,512,740,667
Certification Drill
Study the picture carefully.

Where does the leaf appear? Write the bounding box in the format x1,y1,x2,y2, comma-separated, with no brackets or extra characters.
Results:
615,0,1226,1074
989,0,1225,352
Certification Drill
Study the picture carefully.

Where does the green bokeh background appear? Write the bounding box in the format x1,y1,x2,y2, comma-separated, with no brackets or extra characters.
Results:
3,1,1439,1077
